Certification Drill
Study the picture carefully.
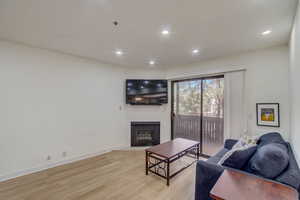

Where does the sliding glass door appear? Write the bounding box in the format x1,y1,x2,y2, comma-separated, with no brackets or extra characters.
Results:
202,78,224,156
171,76,224,157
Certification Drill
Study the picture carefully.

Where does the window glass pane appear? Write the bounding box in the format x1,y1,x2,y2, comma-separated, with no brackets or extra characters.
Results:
172,77,224,156
173,80,201,142
202,78,224,156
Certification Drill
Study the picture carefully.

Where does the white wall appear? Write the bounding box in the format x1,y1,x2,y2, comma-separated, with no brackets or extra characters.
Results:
166,46,290,140
0,39,291,181
0,40,128,180
0,40,171,180
290,2,300,164
124,69,170,143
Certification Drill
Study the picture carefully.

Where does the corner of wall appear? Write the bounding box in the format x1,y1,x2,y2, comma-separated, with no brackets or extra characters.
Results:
289,1,300,165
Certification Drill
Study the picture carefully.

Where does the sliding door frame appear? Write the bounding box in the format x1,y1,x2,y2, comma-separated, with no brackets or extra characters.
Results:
171,75,224,158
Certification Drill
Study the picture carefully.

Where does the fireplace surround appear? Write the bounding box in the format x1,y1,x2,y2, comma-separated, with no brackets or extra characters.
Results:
131,122,160,147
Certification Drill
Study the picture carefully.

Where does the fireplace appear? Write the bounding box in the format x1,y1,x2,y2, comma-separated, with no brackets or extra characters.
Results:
131,122,160,147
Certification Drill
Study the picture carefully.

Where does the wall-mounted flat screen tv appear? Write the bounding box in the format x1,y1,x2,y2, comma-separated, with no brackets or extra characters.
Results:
126,79,168,105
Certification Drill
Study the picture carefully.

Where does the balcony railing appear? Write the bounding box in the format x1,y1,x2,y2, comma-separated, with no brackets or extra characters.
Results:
173,115,224,155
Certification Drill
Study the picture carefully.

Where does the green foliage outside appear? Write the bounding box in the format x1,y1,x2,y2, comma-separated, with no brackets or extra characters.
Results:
174,79,224,118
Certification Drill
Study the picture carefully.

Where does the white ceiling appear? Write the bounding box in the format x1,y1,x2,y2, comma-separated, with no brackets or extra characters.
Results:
0,0,298,68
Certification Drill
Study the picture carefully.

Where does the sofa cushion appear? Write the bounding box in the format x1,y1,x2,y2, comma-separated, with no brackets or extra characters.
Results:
275,143,300,190
218,135,257,168
257,132,286,148
207,148,229,164
233,135,258,149
245,143,289,179
195,160,224,200
222,146,257,169
224,139,238,150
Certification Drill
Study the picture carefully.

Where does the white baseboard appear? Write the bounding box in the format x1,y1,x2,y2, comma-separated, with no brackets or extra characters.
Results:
119,146,149,150
0,145,129,182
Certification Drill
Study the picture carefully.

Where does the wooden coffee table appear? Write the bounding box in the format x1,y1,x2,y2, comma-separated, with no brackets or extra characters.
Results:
210,169,299,200
145,138,200,186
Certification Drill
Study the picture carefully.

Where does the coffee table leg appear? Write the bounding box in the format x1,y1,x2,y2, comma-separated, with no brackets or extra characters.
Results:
145,151,148,175
166,159,170,186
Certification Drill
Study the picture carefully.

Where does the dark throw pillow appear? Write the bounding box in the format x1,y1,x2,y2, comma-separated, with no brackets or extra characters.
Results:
222,146,257,169
257,132,287,148
245,143,289,179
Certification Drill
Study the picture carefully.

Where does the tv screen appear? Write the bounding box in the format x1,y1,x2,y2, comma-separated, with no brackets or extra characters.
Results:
126,79,168,105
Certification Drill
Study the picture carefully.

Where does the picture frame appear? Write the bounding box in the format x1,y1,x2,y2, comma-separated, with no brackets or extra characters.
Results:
256,103,280,127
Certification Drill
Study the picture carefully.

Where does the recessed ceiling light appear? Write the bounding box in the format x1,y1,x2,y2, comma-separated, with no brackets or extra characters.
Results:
149,60,155,65
262,30,272,36
115,50,123,56
192,49,200,54
161,29,170,35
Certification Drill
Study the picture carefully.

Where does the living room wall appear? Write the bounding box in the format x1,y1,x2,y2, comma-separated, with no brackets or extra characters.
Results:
124,69,170,144
166,46,290,140
290,1,300,164
0,40,129,180
0,39,292,181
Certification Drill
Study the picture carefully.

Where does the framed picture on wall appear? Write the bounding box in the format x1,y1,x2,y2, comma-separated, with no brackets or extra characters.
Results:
256,103,280,127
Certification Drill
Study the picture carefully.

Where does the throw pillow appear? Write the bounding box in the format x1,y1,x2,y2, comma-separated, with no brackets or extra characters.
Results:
222,145,257,169
218,135,258,168
257,132,287,148
232,135,258,149
245,143,289,179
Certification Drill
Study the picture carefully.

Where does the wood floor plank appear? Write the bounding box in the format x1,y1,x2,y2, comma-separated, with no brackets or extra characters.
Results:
0,150,196,200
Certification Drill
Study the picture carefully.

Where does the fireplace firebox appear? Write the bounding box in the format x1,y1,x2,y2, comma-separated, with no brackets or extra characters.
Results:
131,122,160,147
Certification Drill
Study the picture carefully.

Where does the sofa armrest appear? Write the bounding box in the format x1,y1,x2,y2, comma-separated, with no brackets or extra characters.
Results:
276,143,300,191
195,160,224,200
224,139,238,150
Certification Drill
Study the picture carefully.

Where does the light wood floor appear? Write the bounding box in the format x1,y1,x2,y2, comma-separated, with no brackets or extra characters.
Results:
0,150,196,200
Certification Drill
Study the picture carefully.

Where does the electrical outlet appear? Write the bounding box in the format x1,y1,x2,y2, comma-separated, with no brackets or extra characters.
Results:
62,152,67,157
46,155,51,161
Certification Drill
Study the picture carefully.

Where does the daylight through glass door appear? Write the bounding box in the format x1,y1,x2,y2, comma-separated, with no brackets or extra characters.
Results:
171,76,224,157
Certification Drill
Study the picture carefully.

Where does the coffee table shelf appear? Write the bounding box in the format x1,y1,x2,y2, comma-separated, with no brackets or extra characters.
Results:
145,138,200,186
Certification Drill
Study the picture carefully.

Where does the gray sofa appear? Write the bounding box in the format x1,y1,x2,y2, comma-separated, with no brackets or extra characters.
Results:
195,133,300,200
